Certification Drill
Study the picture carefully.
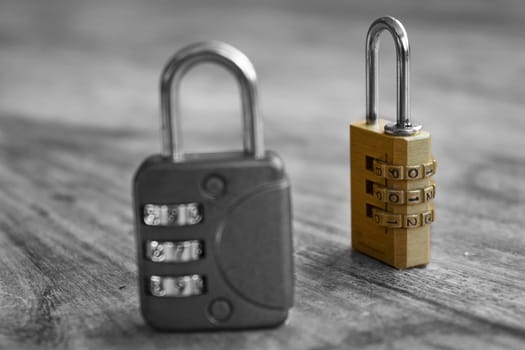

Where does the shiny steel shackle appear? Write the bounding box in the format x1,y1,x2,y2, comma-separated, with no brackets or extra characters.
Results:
366,16,421,136
160,41,264,162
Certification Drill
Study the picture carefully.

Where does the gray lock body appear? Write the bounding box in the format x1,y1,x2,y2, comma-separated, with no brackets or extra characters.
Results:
133,42,294,331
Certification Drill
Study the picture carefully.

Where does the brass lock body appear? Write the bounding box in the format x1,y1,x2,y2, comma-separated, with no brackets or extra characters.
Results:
350,17,436,269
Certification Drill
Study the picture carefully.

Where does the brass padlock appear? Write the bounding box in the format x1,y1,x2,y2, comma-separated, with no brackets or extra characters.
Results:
350,17,436,269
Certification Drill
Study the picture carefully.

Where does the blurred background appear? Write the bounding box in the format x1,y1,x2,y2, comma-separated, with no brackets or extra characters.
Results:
1,0,525,207
1,0,525,183
1,0,525,349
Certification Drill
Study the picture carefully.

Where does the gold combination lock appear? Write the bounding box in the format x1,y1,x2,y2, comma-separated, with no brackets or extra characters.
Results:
350,17,437,269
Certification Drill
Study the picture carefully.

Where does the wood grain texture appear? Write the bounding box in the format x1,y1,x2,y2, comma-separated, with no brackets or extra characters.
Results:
1,0,525,349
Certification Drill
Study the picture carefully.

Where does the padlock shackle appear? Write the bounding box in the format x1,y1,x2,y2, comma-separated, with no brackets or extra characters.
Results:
366,17,421,136
160,41,264,161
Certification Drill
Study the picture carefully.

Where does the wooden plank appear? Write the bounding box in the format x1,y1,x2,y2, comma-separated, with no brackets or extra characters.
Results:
0,114,524,349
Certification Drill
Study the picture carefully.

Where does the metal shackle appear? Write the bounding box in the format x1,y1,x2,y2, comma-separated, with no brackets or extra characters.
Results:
160,41,264,162
366,16,421,136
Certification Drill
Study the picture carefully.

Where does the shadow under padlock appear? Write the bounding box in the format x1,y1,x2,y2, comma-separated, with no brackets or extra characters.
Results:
133,41,294,331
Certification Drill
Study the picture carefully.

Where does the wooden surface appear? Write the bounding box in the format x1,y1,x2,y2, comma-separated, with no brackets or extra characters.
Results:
1,0,525,349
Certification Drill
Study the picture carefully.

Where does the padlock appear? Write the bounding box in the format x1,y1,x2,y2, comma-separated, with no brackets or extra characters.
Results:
133,42,294,330
350,17,437,269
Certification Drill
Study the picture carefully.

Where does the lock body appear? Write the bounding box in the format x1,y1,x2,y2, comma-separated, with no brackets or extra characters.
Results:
350,119,436,269
133,151,293,330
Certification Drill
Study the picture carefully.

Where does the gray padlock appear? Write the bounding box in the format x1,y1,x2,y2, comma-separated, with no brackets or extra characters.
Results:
133,41,294,331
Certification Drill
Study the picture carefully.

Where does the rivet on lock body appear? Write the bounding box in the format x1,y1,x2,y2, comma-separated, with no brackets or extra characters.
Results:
133,42,294,330
350,17,437,269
